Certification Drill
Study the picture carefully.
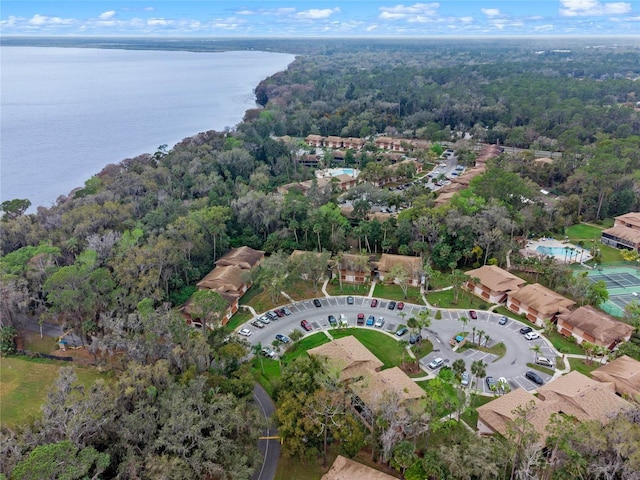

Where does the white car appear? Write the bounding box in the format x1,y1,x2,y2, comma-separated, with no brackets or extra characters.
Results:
428,357,444,369
524,331,540,340
374,316,385,328
238,328,252,337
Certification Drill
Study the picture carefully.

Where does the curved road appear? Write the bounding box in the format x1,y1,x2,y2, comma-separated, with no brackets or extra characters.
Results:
251,383,280,480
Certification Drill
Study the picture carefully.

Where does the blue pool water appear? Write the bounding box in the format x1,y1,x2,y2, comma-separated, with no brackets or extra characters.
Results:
536,245,583,258
331,168,355,176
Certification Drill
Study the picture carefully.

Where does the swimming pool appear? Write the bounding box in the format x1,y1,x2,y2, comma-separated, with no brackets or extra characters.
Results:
331,168,355,176
536,245,585,260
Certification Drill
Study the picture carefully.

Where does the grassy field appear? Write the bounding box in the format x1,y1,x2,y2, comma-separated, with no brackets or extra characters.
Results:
546,330,585,355
568,357,601,377
325,282,371,297
426,289,491,310
372,284,423,303
21,330,59,354
330,329,406,369
284,279,325,302
1,356,106,428
566,223,603,241
225,309,252,332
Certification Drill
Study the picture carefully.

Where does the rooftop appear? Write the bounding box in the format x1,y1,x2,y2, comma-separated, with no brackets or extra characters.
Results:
466,265,526,293
557,306,634,347
508,283,575,316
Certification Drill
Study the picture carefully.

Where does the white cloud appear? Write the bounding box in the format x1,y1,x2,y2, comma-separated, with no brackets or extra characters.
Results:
534,24,555,31
147,18,170,26
0,15,18,26
28,14,74,26
99,11,116,20
366,24,379,31
379,3,440,20
481,8,501,18
459,16,474,23
296,8,340,19
559,0,631,16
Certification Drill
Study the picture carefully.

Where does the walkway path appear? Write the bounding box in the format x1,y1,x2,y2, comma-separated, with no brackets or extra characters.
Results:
243,305,258,317
280,291,295,303
367,280,376,297
321,278,330,297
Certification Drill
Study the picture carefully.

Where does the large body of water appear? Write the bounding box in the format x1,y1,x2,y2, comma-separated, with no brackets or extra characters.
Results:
1,47,295,209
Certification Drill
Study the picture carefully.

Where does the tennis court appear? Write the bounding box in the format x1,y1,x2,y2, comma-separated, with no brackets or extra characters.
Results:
587,266,640,316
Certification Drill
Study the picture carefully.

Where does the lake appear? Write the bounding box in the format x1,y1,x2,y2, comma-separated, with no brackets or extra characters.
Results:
0,47,295,209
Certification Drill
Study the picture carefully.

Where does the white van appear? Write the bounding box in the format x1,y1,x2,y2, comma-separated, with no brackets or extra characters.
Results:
535,357,554,368
339,314,348,327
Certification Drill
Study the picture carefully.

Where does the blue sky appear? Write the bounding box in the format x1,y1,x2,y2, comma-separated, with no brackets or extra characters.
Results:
1,1,639,36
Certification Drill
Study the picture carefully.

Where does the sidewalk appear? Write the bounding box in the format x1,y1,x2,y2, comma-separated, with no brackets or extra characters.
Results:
321,279,330,298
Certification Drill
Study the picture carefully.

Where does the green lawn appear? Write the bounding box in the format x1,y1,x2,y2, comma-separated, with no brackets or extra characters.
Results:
330,329,405,369
565,223,603,241
325,282,371,296
568,357,601,377
546,330,585,355
426,289,491,310
526,362,555,376
225,309,252,332
372,284,423,304
410,339,434,361
1,356,106,428
20,330,59,354
284,333,331,362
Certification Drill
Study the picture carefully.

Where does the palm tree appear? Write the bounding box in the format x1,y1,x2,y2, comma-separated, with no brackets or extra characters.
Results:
472,326,477,345
452,358,466,378
313,223,322,252
459,315,469,334
477,328,485,346
483,334,490,347
471,359,487,391
530,344,541,362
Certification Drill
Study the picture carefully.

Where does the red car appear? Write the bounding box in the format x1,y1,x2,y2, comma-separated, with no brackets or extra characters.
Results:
370,299,378,307
300,319,313,331
469,310,477,319
357,313,365,325
397,302,405,310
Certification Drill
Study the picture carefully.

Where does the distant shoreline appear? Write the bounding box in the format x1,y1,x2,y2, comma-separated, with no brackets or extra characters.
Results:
1,45,295,210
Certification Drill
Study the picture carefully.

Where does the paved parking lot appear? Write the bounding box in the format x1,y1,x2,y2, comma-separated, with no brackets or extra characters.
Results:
241,295,558,392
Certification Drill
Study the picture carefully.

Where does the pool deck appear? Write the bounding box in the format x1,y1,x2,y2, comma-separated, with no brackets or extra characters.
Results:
316,168,360,179
522,237,593,264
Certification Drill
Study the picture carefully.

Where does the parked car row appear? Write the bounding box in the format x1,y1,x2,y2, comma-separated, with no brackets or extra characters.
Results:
247,306,293,333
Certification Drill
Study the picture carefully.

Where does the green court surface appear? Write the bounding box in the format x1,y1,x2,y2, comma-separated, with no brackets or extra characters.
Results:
587,265,640,316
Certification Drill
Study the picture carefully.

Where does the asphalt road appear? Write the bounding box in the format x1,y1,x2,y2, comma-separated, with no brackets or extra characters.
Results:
240,295,559,393
251,383,280,480
22,318,84,347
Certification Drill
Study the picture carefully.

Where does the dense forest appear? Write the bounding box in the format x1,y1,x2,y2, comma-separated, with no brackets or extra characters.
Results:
2,38,640,479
